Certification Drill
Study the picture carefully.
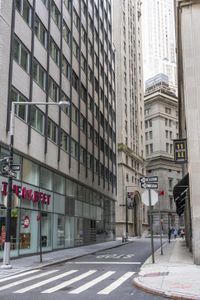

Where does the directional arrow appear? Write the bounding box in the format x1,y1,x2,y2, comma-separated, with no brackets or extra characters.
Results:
11,164,21,172
140,177,146,184
141,182,158,189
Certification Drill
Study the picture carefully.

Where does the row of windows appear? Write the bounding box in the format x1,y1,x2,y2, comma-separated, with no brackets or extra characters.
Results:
16,0,115,92
13,34,115,126
11,86,116,162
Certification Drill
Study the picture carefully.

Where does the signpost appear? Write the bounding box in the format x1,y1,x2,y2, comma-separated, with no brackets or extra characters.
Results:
141,176,159,264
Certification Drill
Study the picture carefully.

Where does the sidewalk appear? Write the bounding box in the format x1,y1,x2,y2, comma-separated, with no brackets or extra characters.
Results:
134,238,200,300
0,239,129,279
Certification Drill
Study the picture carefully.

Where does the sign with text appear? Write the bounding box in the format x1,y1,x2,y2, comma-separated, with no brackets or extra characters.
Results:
174,139,187,163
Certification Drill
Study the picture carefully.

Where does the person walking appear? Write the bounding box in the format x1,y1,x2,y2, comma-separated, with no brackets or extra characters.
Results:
174,228,177,239
168,227,172,243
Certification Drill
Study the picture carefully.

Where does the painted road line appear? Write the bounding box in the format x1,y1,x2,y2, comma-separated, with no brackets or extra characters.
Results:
0,270,40,283
14,270,78,293
0,270,58,291
97,272,135,295
69,271,115,294
42,270,97,294
67,261,141,265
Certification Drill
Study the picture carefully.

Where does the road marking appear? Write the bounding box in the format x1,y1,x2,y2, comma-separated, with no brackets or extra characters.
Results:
97,272,135,294
42,270,97,294
14,270,78,293
0,270,58,291
67,261,141,265
0,270,40,283
69,271,115,294
96,254,135,259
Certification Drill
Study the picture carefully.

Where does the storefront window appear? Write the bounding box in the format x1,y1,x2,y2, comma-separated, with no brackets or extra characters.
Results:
53,214,64,248
22,158,39,185
40,167,53,190
19,209,38,254
74,217,83,246
54,174,65,194
65,216,74,248
39,212,52,251
66,179,77,197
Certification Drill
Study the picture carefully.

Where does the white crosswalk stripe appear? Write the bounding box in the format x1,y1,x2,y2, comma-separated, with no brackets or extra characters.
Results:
69,271,115,294
0,269,58,291
0,269,136,295
14,269,78,293
97,272,135,294
42,270,97,294
0,270,40,283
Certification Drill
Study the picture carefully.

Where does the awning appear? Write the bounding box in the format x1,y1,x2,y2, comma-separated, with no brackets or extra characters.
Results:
173,173,189,216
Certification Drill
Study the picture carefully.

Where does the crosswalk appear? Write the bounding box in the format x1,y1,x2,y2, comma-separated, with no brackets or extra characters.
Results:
0,268,135,295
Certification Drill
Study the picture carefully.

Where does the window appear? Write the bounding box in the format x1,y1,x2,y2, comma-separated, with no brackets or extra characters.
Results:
165,107,171,114
49,77,59,102
48,119,57,143
149,131,152,139
81,84,87,102
149,119,152,127
81,53,86,72
31,106,44,134
62,55,71,80
64,0,72,11
71,139,78,158
16,0,32,26
80,114,86,133
60,130,69,152
73,8,80,30
81,25,87,44
165,130,168,138
63,21,71,46
72,38,79,60
166,143,169,153
80,147,86,165
72,70,79,91
51,1,61,27
168,178,173,190
50,38,60,65
72,105,78,124
34,15,47,48
41,0,48,7
33,59,47,91
11,88,27,121
150,144,153,153
13,36,30,73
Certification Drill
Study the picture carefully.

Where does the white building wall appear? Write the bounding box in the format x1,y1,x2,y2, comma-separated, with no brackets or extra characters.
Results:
179,1,200,264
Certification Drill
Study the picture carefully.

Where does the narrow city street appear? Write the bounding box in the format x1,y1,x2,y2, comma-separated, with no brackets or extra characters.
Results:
0,239,166,300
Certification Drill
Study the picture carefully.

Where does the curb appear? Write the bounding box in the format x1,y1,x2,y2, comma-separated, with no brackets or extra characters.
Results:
133,277,200,300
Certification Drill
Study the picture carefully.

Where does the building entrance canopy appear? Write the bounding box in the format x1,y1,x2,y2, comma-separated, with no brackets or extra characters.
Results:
173,173,189,216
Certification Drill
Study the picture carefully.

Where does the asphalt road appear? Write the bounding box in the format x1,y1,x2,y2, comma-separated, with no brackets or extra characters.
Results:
0,239,167,300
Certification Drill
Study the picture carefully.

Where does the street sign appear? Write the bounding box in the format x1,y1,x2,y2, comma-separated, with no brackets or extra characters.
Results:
2,165,9,173
140,176,158,184
141,182,158,189
11,164,21,171
142,190,158,206
174,139,187,163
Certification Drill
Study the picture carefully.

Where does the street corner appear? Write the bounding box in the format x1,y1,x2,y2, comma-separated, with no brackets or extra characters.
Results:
133,275,166,298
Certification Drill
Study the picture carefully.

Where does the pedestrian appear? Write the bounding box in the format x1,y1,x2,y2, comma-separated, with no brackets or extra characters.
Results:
173,228,177,239
180,229,185,238
168,227,172,243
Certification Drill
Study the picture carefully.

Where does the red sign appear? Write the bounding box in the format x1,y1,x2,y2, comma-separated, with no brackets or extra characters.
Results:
1,182,51,206
23,216,30,228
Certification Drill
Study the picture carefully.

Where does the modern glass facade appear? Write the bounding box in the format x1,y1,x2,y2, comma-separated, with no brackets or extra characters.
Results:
0,147,115,258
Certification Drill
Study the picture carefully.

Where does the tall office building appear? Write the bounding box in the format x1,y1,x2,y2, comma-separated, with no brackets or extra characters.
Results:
112,0,147,237
144,74,181,233
0,0,116,257
142,0,177,90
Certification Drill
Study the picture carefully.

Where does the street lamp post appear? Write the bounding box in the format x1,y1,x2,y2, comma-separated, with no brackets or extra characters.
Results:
1,100,69,269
